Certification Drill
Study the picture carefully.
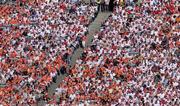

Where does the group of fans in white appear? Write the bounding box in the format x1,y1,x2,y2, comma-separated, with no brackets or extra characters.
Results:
0,0,179,105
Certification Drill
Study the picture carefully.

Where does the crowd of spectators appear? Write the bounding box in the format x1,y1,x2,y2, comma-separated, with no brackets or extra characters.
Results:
0,1,97,105
55,0,180,105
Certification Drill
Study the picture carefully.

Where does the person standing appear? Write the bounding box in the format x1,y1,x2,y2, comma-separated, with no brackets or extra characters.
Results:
96,0,101,12
109,0,114,11
105,0,110,11
101,0,105,11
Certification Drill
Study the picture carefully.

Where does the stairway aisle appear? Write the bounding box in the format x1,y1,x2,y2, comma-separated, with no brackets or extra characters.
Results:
69,12,111,68
37,12,111,106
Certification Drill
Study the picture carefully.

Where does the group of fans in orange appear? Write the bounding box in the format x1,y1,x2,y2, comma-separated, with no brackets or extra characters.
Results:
0,0,179,105
0,0,97,105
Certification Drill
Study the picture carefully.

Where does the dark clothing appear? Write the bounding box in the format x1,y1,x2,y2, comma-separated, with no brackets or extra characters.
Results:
98,4,101,12
62,53,69,61
109,0,114,11
53,76,57,83
101,2,106,11
60,66,66,74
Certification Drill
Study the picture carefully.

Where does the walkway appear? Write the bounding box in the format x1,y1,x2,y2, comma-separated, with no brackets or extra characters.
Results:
38,12,111,105
69,12,111,68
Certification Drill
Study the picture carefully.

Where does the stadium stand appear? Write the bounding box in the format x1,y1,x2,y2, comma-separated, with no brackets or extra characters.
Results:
54,0,180,105
0,0,97,105
0,0,179,105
